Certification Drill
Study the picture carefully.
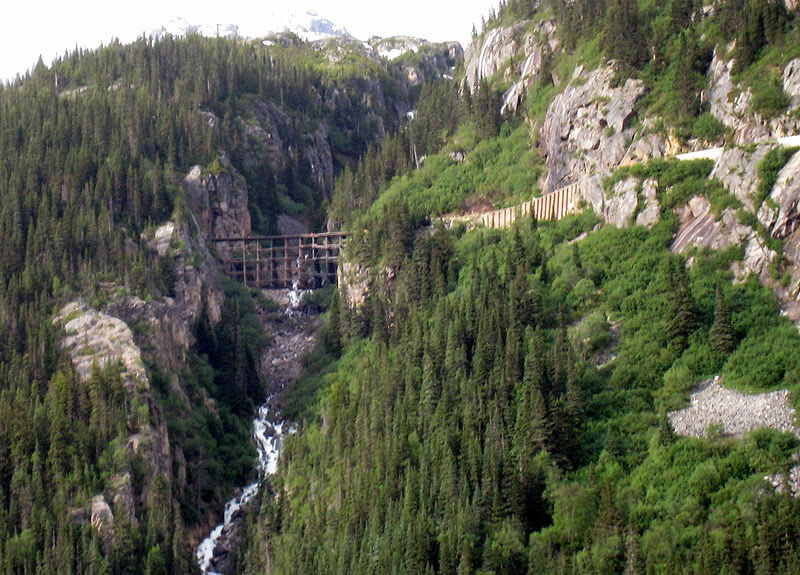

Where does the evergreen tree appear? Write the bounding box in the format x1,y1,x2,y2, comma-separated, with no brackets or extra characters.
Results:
666,258,696,351
673,31,700,122
710,280,736,356
603,0,647,69
326,288,344,356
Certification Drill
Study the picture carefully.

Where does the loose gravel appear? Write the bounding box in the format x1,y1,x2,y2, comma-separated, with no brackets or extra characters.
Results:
668,376,800,495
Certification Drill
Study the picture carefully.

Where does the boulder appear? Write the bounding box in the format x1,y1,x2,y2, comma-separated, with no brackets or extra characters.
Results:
636,179,661,228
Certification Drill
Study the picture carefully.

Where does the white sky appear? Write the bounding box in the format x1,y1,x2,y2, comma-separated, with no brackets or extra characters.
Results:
1,0,499,82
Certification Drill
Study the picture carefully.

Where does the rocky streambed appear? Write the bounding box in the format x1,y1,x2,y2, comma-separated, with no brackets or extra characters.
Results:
196,288,319,574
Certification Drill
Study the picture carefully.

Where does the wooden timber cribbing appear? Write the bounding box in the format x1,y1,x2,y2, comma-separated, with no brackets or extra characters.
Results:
211,232,347,289
476,183,581,229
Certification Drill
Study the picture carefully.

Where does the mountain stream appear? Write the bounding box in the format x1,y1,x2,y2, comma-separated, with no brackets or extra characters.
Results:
196,281,317,574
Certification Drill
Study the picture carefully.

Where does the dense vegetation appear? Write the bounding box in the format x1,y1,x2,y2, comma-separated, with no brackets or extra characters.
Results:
3,0,800,572
248,208,800,574
0,31,422,574
241,1,800,574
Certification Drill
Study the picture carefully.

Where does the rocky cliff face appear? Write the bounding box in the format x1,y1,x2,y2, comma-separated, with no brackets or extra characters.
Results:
671,196,754,254
596,141,800,322
705,47,800,144
541,64,648,195
235,97,337,200
465,22,529,91
370,36,463,86
464,20,559,113
52,203,229,545
186,154,252,240
54,299,174,536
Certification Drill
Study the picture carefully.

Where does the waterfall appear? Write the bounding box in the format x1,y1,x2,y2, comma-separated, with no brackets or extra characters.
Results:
195,401,286,574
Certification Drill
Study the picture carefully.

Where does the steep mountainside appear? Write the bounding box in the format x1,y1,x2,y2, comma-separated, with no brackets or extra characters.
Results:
240,2,800,574
0,30,462,574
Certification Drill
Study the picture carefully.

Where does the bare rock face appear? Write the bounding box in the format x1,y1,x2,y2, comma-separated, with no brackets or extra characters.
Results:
604,178,638,227
711,145,775,211
91,496,114,551
110,473,137,525
776,228,800,321
706,46,800,144
757,152,800,238
636,179,661,228
541,65,647,194
305,123,335,195
500,21,560,113
54,302,149,393
371,36,463,86
54,300,174,479
671,196,754,254
732,236,777,284
131,220,226,371
595,177,660,228
338,260,371,309
185,154,251,240
277,214,308,235
465,22,530,92
621,133,669,166
784,58,800,107
705,46,766,144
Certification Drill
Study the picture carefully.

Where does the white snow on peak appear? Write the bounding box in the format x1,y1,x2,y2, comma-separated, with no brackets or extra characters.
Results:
153,17,241,40
152,9,351,44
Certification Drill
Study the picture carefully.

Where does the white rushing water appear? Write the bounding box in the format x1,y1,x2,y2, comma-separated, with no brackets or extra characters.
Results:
285,256,306,315
195,401,286,574
196,261,309,573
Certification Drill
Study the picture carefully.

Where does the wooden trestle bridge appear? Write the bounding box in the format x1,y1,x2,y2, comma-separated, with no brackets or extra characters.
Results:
212,232,347,289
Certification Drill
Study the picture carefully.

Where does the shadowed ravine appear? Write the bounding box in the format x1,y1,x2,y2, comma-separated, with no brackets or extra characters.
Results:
196,286,319,574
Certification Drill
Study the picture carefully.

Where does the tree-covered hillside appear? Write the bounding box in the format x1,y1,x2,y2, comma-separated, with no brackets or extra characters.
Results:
241,1,800,574
0,31,442,574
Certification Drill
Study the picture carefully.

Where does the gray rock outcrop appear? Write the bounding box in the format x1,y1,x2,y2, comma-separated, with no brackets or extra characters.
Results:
711,145,775,211
91,496,114,550
185,154,251,240
603,178,639,227
757,151,800,238
501,21,560,113
541,64,647,194
784,58,800,106
705,46,800,144
338,260,372,309
54,302,149,392
370,36,463,86
465,22,529,92
636,179,661,228
732,236,777,284
671,196,754,254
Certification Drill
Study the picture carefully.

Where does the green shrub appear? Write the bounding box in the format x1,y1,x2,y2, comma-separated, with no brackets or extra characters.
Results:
692,113,725,142
751,78,791,118
755,147,799,209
